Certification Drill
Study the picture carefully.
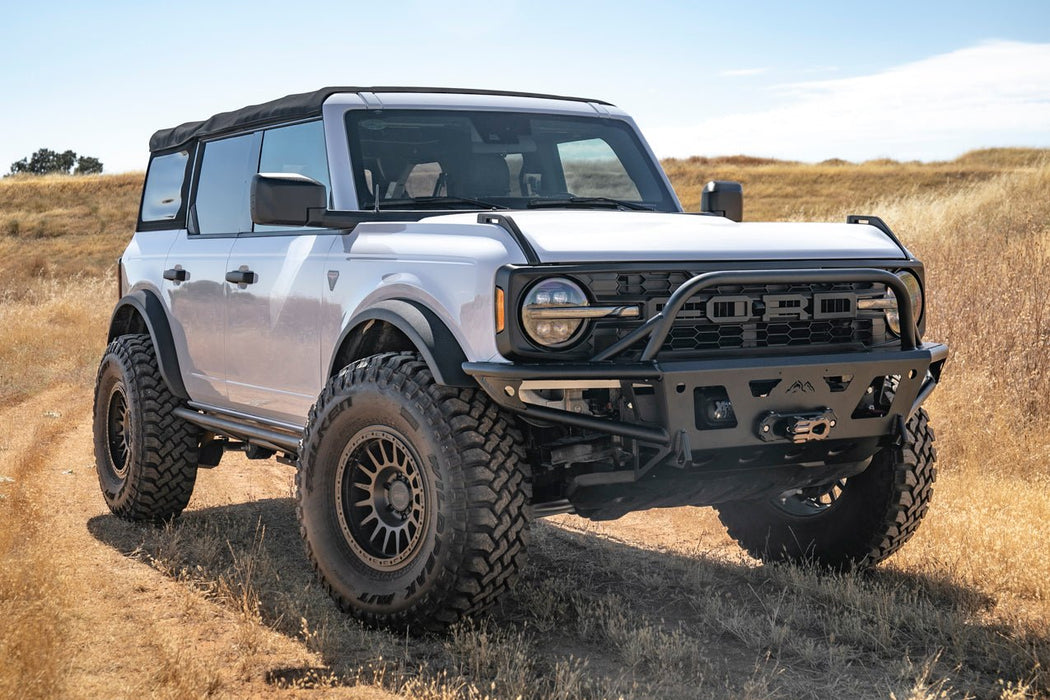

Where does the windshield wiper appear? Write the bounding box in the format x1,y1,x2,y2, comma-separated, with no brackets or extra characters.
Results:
376,196,508,210
526,196,653,211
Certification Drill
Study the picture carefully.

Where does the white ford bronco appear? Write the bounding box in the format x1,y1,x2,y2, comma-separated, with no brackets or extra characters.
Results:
94,87,947,630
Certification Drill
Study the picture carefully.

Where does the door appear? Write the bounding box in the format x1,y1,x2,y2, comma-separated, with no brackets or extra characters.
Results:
224,121,334,424
163,132,257,406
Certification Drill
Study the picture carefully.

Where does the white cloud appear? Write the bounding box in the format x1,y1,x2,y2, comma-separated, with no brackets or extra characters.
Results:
720,67,768,77
647,41,1050,162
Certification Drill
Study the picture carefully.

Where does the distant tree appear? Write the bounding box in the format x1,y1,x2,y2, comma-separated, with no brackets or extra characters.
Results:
8,148,103,176
54,149,77,173
75,155,104,175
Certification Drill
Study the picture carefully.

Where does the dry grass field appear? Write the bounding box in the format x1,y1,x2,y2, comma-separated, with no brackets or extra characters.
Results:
1,150,1049,699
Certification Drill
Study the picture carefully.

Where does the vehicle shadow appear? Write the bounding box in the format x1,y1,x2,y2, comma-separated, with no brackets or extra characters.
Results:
87,497,1046,698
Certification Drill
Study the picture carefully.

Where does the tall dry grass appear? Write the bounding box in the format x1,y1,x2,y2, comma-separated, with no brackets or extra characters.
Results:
662,147,1049,222
0,277,112,403
0,172,139,296
876,163,1050,427
0,174,133,402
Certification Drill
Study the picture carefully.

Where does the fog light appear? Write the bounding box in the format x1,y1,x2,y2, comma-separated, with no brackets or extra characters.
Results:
708,399,735,423
695,386,737,430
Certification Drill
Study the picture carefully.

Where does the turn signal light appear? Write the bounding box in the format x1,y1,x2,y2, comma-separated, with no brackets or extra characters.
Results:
495,287,505,333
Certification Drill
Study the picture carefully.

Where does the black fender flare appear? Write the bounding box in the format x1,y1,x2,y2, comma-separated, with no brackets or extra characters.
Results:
330,299,473,387
107,290,189,399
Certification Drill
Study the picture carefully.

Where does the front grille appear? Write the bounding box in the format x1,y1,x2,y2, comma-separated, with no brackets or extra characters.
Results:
612,272,692,296
575,272,892,357
662,317,875,351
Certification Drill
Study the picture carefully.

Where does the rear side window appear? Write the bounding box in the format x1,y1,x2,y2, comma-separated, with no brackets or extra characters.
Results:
195,133,256,235
140,150,190,225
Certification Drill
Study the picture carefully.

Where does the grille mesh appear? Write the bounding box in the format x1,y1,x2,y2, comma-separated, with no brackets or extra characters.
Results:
574,272,891,356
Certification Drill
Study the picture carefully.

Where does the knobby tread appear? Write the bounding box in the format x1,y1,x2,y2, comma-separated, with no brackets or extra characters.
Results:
716,408,936,570
92,334,199,522
295,352,531,632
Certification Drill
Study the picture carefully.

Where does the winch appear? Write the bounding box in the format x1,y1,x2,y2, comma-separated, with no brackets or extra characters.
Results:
757,408,838,444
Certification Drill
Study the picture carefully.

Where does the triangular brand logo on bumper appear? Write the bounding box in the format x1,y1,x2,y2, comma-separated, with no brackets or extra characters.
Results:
786,379,815,394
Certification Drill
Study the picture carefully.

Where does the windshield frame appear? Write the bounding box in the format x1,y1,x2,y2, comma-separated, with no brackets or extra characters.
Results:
344,109,679,213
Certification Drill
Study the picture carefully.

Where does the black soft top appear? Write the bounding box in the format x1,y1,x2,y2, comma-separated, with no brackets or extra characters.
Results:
149,86,612,153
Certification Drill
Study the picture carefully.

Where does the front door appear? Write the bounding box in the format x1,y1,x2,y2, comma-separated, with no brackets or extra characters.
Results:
224,233,335,424
223,120,335,425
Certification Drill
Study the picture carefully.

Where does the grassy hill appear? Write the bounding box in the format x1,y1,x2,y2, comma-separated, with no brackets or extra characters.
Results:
0,172,140,290
1,150,1048,698
666,147,1050,222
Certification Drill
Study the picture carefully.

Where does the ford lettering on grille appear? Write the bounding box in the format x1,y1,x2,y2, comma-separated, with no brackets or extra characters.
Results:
705,292,857,324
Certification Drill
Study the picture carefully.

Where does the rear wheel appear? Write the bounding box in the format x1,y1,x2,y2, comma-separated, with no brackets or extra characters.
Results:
715,409,936,569
296,352,531,631
92,334,200,522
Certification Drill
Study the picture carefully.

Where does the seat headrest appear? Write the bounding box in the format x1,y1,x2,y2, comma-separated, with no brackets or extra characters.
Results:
463,154,510,197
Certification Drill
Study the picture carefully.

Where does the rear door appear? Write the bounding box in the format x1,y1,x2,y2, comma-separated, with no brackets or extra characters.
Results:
164,132,257,406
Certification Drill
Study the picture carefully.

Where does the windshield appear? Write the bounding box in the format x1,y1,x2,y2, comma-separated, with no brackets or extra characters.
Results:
345,110,678,212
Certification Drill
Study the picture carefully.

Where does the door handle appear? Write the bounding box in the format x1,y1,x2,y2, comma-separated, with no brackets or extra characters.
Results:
163,267,188,282
225,269,258,285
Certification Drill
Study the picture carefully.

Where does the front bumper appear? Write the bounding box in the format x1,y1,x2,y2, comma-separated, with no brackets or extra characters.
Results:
464,342,947,455
469,266,947,480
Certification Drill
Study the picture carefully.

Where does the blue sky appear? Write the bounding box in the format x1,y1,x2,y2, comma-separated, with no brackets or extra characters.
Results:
2,0,1048,172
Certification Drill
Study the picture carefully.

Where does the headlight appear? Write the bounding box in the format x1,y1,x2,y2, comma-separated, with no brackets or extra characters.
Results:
521,278,589,347
885,271,923,336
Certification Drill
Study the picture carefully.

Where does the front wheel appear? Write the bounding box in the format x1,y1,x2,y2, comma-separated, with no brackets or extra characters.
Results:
715,409,936,569
295,352,531,631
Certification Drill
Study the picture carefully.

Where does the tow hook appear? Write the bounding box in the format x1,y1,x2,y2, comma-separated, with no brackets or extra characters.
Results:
757,409,838,444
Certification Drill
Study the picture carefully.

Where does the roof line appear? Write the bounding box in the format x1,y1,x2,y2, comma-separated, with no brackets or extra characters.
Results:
149,86,615,153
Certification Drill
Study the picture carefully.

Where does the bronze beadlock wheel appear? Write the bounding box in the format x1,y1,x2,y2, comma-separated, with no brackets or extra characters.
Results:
335,427,429,571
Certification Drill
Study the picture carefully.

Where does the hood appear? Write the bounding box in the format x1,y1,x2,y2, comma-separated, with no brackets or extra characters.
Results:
438,210,908,263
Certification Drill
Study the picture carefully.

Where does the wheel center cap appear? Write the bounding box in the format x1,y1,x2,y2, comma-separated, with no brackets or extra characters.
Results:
387,479,411,512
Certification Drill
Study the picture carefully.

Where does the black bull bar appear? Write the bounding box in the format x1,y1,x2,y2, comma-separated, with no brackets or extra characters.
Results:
464,268,947,453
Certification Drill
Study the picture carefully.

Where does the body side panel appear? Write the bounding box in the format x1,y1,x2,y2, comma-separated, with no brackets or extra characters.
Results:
162,233,236,405
115,230,185,396
225,233,338,423
320,223,528,380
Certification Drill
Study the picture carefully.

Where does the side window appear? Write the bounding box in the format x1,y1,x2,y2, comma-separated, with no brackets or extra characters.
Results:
557,138,641,200
140,150,190,224
255,121,329,232
195,133,255,235
258,121,329,187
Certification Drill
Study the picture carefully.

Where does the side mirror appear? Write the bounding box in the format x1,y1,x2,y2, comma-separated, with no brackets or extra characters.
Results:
251,173,327,226
700,180,743,222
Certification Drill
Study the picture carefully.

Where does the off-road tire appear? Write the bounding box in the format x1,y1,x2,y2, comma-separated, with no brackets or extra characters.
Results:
296,351,531,632
715,408,936,570
92,334,200,522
